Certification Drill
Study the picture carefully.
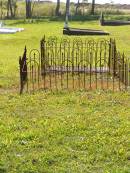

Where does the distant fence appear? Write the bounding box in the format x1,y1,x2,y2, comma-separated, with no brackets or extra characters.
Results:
19,36,130,94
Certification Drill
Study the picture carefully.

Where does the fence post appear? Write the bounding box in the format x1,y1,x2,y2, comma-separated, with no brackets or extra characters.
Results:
108,38,115,74
127,59,130,87
121,53,125,84
19,46,27,94
108,38,111,73
41,35,46,76
124,60,130,89
113,39,117,76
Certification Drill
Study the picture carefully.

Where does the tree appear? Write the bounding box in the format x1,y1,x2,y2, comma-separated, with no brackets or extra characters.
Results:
55,0,60,16
7,0,17,18
0,1,3,19
82,0,88,16
75,0,80,15
26,0,32,19
91,0,95,15
64,0,70,28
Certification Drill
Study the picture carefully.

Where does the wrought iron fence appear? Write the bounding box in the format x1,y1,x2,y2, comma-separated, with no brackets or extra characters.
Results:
19,36,130,94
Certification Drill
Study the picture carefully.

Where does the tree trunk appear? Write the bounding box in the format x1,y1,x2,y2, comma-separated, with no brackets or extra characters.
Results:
75,0,79,15
91,0,95,15
13,2,17,18
0,1,3,20
26,0,32,18
7,0,14,18
7,0,9,18
26,0,28,18
9,0,14,18
66,0,70,17
55,0,60,16
64,0,70,28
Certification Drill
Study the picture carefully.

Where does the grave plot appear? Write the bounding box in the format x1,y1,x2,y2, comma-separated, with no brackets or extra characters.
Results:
19,37,130,94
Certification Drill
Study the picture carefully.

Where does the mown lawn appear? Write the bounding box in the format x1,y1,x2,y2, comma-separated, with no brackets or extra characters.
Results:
0,19,130,89
0,19,130,173
0,91,130,173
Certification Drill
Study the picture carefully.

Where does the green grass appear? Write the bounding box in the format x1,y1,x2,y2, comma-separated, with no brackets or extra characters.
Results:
0,19,130,172
1,19,130,89
0,91,130,173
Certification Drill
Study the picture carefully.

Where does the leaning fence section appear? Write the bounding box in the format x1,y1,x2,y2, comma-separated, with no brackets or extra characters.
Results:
19,37,130,94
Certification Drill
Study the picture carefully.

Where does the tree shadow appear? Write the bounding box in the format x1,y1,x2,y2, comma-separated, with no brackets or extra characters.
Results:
3,15,101,26
4,14,129,26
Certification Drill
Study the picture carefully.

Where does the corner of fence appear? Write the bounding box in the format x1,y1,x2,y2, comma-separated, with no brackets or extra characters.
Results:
19,46,27,94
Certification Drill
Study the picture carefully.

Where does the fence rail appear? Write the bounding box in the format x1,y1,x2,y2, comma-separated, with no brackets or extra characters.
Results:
19,37,130,94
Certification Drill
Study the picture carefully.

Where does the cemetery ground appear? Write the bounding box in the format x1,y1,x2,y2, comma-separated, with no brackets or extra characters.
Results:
0,19,130,172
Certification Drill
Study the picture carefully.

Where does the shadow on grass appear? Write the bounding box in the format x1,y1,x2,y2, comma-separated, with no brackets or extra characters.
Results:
4,14,130,26
4,15,100,26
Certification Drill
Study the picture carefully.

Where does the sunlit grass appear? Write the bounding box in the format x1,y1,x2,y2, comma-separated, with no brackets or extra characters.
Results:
0,19,130,89
0,91,130,172
0,19,130,173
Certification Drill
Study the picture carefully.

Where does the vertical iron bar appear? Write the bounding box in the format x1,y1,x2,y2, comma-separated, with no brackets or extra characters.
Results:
34,53,36,83
112,49,114,92
83,64,85,89
32,65,34,92
67,52,69,89
100,44,102,90
72,47,74,90
119,65,121,91
38,65,40,89
61,53,63,89
90,51,92,90
125,63,127,90
42,38,46,90
90,63,92,90
49,52,52,90
95,44,97,90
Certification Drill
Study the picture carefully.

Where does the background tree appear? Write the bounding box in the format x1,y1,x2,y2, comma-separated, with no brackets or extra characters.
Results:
55,0,60,16
7,0,17,18
26,0,32,18
75,0,80,15
65,0,70,28
91,0,95,15
0,1,3,19
82,0,88,16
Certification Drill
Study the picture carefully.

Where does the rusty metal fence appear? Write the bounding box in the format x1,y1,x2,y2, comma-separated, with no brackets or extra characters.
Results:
19,37,130,94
